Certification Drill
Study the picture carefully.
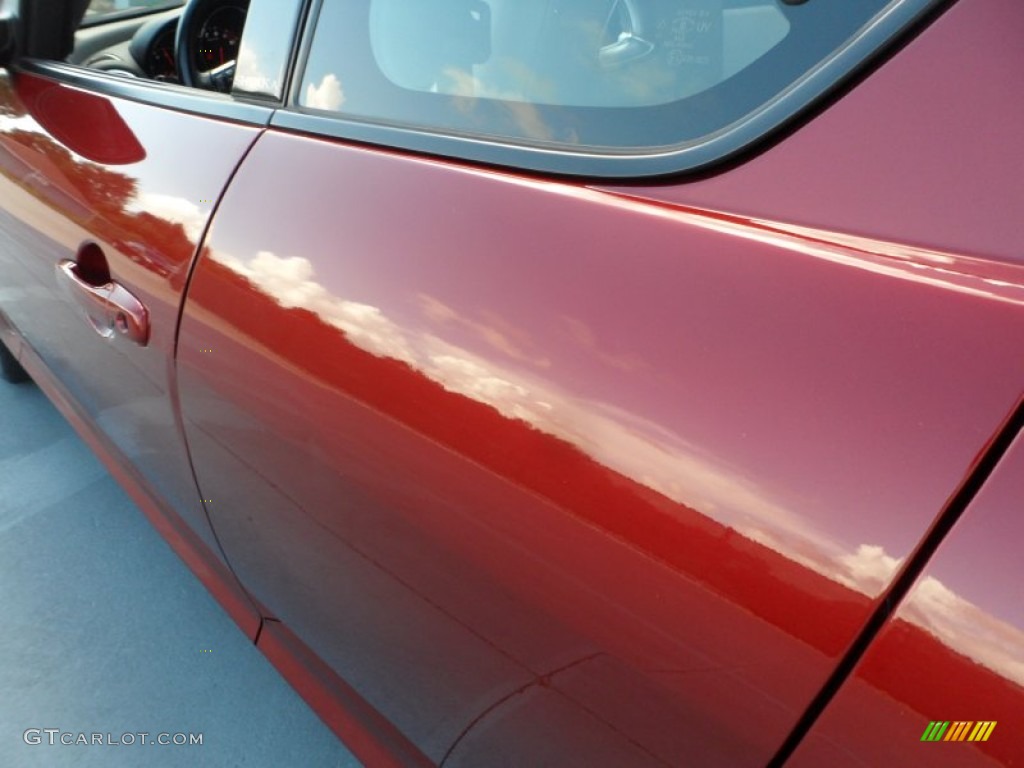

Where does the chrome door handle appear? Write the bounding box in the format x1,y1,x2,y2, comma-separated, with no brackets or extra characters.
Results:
57,259,150,346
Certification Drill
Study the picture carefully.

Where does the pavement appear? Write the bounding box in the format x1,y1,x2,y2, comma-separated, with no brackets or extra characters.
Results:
0,370,362,767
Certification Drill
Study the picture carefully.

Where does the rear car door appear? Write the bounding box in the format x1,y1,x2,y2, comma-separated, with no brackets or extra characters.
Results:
175,0,1024,765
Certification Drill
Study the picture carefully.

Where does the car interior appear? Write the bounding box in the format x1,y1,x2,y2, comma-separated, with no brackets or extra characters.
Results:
68,0,246,92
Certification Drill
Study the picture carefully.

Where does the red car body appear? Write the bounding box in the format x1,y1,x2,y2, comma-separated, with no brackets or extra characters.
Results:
1,0,1022,765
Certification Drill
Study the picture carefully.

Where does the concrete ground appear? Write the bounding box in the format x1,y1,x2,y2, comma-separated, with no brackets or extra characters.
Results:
0,372,362,767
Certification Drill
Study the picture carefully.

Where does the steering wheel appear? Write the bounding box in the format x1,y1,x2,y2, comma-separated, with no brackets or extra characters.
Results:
175,0,249,92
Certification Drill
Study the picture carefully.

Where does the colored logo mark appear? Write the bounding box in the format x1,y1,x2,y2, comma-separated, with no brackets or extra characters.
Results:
921,721,996,742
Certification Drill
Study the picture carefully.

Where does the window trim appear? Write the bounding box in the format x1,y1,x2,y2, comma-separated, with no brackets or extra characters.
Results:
15,58,274,126
275,0,949,179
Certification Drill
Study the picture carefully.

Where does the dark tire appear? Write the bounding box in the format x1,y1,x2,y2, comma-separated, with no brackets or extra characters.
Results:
0,340,30,383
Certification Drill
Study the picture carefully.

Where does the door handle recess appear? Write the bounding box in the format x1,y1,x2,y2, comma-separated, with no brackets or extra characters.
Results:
57,259,150,346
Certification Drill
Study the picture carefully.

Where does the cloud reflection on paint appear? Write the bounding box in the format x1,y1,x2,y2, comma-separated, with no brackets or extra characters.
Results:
216,250,414,364
212,246,1024,688
126,192,206,241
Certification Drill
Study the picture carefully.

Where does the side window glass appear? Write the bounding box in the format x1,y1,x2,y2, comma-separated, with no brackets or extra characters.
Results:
232,0,304,99
294,0,942,171
369,1,789,108
66,0,301,101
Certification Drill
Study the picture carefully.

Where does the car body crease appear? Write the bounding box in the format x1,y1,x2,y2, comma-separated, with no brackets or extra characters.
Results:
438,651,612,768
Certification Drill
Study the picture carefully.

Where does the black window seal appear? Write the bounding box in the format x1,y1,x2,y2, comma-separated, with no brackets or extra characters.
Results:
273,0,948,180
14,58,274,126
276,0,316,119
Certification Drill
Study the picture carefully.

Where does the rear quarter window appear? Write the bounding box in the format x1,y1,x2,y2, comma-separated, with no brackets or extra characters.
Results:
288,0,944,176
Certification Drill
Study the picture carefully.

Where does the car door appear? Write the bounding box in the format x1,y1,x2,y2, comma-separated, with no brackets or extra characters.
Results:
175,0,1024,765
0,0,294,630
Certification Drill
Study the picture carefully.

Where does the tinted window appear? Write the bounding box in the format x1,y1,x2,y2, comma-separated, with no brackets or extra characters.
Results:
293,0,942,171
366,1,789,109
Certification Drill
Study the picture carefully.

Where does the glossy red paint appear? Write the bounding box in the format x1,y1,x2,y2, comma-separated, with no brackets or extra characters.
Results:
789,427,1024,767
620,0,1024,269
257,619,435,768
0,70,260,562
0,0,1021,764
176,102,1024,763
